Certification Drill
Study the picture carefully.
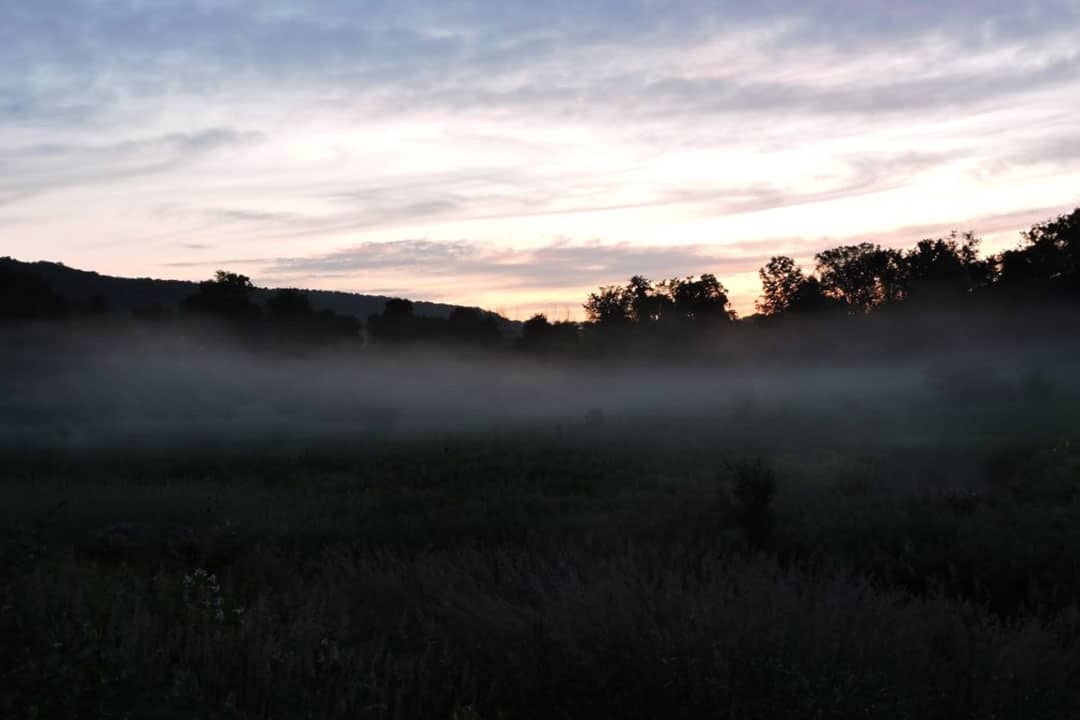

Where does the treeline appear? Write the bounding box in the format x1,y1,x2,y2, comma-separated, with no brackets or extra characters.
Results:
518,207,1080,354
2,207,1078,355
0,265,504,350
574,207,1079,327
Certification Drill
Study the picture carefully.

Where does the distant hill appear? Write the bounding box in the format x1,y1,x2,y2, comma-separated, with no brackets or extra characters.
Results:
0,257,519,333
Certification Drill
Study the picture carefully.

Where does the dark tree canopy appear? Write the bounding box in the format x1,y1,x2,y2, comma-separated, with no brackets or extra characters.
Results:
265,288,314,320
585,274,734,326
8,206,1080,358
786,276,836,315
366,297,492,345
627,275,671,323
998,209,1080,296
815,244,906,312
757,256,806,316
756,257,837,316
0,263,68,324
367,298,418,342
753,210,1080,319
584,285,633,325
520,313,582,352
448,307,500,343
902,233,990,304
181,271,261,325
522,313,554,344
262,287,361,344
663,274,734,322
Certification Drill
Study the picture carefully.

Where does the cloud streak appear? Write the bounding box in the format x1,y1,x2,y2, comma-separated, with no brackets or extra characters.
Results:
167,237,753,292
0,128,262,198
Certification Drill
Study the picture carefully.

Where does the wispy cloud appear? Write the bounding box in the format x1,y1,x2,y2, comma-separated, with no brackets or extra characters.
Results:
166,236,746,288
0,128,263,198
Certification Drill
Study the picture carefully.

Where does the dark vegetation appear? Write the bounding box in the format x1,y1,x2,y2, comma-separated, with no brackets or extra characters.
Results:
0,258,515,339
3,207,1079,355
3,436,1080,719
2,208,1080,718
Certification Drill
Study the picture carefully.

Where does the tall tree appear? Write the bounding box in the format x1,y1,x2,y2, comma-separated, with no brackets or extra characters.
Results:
664,274,734,321
815,244,905,312
902,233,990,303
584,285,633,325
757,256,806,315
626,275,672,322
998,209,1080,295
757,256,837,316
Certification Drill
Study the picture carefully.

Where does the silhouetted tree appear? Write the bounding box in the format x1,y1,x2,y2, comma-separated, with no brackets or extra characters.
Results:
627,275,672,322
586,274,734,327
181,271,262,327
520,314,582,353
815,244,905,312
584,285,633,325
663,274,735,321
757,256,806,315
447,307,501,343
522,313,554,343
367,298,413,342
902,233,991,304
366,297,448,343
757,256,851,316
786,275,837,314
262,287,360,343
998,209,1080,297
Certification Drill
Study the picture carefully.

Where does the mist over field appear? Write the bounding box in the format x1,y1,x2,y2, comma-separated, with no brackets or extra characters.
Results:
4,321,1077,455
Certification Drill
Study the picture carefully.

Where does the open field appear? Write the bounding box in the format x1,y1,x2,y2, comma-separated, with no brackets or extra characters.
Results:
3,426,1080,718
3,321,1080,718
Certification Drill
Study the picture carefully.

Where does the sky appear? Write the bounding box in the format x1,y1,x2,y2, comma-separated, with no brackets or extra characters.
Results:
2,1,1079,318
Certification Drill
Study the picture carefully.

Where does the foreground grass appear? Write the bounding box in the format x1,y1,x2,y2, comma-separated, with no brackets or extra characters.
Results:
2,435,1079,718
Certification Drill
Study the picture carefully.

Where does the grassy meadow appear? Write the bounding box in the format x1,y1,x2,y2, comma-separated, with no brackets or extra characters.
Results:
3,425,1080,719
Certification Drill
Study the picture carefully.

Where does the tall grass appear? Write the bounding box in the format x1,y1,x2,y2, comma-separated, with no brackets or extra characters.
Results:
2,439,1080,717
5,546,1078,719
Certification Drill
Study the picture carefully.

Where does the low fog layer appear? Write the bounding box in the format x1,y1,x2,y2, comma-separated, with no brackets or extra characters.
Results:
2,324,1076,456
